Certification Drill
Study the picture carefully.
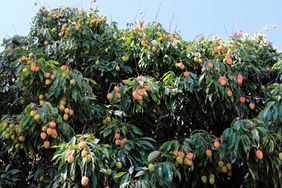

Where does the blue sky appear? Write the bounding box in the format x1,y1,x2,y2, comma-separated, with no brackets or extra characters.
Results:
0,0,281,49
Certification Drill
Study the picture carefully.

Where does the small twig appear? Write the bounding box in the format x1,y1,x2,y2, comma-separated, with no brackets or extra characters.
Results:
154,0,163,22
169,14,175,32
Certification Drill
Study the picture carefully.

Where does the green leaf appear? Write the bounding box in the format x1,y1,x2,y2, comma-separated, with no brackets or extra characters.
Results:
114,172,127,179
148,150,161,162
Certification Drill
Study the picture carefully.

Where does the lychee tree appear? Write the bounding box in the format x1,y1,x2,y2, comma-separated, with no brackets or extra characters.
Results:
0,7,281,188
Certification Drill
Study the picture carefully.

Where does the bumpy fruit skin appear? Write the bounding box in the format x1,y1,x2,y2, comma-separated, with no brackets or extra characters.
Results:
116,161,122,169
67,155,74,163
70,79,76,86
114,86,119,92
184,158,193,166
107,93,113,100
218,161,224,168
79,141,87,149
148,163,155,172
49,121,56,128
114,132,120,139
115,65,120,71
86,154,92,163
106,168,112,175
81,176,89,186
61,65,67,71
43,141,50,149
207,62,213,68
213,140,221,149
121,55,129,62
201,176,207,183
279,152,282,161
227,89,233,97
256,149,263,160
179,63,185,69
186,152,193,160
240,96,246,103
219,76,227,86
222,166,228,173
249,102,255,110
209,177,215,185
34,114,41,121
205,149,212,157
63,114,69,121
226,163,232,170
176,156,183,164
40,132,47,140
81,149,87,158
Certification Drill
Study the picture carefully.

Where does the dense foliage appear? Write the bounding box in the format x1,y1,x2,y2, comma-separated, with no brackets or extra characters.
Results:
0,7,281,188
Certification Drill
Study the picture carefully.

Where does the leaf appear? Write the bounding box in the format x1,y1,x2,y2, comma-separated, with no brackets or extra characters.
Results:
134,170,145,177
251,129,260,143
114,172,127,179
148,150,161,162
48,60,60,65
71,89,78,101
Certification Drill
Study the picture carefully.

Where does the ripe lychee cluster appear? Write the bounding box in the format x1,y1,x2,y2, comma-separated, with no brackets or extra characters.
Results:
44,71,56,86
113,131,128,147
173,150,194,167
58,98,74,121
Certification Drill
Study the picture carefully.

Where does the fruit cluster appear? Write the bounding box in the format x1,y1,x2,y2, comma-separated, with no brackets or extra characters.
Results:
0,121,25,149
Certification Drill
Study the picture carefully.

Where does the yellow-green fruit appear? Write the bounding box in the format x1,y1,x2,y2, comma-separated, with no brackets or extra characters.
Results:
63,114,69,121
95,60,100,65
116,161,122,169
115,65,120,71
70,79,76,86
39,94,44,100
51,28,57,33
279,152,282,161
227,171,232,177
176,156,183,164
60,100,66,105
152,46,157,52
209,177,215,185
11,134,15,140
30,110,36,117
81,149,87,158
218,161,224,168
42,126,47,132
22,68,28,74
201,176,207,183
18,135,25,142
106,168,112,175
209,174,215,178
226,163,232,170
148,163,155,172
222,166,228,173
59,104,65,111
105,116,111,123
122,55,129,62
20,143,24,149
4,133,9,139
45,79,51,85
184,158,193,166
86,154,92,163
2,122,8,129
34,114,41,122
